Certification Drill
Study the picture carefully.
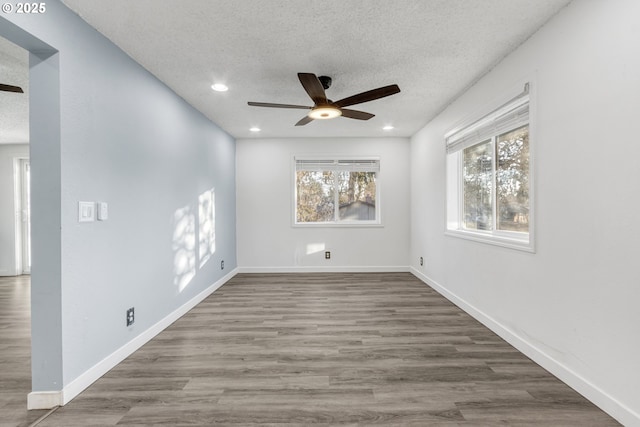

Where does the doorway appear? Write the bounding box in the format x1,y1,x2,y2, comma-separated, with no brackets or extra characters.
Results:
0,30,34,419
17,158,31,274
1,18,64,410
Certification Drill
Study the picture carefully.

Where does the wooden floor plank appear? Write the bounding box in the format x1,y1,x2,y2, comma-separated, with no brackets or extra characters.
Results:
1,273,620,425
0,275,51,427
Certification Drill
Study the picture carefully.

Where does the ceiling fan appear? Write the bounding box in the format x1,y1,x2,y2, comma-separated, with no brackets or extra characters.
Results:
0,84,24,93
248,73,400,126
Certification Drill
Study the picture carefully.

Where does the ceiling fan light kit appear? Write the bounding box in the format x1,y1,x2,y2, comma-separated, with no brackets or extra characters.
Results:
308,106,342,120
248,72,400,126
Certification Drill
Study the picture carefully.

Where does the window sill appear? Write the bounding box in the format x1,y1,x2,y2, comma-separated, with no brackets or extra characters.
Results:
294,222,383,228
445,228,534,253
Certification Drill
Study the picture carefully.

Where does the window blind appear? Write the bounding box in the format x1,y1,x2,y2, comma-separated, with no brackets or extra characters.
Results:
446,83,530,154
295,158,380,172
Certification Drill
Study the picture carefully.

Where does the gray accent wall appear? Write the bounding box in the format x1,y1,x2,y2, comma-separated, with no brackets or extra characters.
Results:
2,1,236,392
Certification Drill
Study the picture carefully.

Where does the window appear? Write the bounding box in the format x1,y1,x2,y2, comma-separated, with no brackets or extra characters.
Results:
446,83,533,251
294,157,380,225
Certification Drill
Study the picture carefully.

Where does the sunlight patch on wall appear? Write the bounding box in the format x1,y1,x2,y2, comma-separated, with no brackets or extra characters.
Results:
198,188,216,268
172,205,196,292
172,188,217,293
306,242,326,255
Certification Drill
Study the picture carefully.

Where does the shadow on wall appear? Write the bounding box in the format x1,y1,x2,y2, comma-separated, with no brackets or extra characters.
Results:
172,188,215,293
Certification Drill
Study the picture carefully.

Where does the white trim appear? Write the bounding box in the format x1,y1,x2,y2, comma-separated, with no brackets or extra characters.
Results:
239,266,410,274
445,229,534,253
445,79,532,143
295,158,380,172
12,158,22,276
293,154,381,162
18,158,30,274
446,91,529,154
292,222,383,229
293,154,382,226
27,268,239,410
409,267,640,427
27,391,63,410
445,78,536,253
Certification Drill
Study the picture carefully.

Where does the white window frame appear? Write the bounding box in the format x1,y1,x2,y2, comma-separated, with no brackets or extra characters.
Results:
445,82,535,252
293,155,382,227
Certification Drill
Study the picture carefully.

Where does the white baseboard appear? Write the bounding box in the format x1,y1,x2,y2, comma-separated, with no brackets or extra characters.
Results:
27,391,62,410
238,266,410,274
409,267,640,427
27,268,239,410
0,268,20,277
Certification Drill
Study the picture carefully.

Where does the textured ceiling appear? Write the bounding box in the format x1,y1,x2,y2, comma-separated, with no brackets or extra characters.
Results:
3,1,572,142
0,36,28,143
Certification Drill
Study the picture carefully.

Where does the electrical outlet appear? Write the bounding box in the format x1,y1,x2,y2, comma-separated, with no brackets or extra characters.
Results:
325,251,331,259
221,260,224,270
420,256,424,266
126,307,135,327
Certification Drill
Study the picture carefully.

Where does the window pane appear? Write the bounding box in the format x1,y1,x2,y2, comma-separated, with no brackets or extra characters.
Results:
296,170,335,222
338,171,376,221
497,125,529,232
463,140,493,230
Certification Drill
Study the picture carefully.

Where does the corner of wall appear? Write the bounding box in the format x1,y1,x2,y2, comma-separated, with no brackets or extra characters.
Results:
408,267,640,426
29,268,238,409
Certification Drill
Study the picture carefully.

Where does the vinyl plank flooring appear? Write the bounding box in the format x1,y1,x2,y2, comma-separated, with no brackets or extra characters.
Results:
0,275,51,427
1,273,621,426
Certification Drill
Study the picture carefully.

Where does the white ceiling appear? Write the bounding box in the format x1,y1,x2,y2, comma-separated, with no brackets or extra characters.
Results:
2,1,572,143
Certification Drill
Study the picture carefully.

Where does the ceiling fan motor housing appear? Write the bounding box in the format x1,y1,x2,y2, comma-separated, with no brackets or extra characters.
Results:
318,76,332,90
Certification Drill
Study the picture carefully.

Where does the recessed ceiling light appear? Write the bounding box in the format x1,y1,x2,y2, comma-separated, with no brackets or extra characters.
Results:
249,127,261,132
383,125,394,131
211,83,228,92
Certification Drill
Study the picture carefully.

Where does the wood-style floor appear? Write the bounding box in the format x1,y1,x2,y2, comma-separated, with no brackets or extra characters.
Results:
0,275,50,427
1,273,619,426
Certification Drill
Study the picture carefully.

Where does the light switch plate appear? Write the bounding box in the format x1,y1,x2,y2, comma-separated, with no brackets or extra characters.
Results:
97,202,108,221
78,201,95,222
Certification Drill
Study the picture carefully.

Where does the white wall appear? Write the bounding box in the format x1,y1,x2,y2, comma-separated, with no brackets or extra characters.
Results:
0,143,28,276
237,137,410,271
410,1,640,425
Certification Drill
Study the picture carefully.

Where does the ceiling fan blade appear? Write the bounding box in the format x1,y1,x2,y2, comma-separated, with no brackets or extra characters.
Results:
295,115,314,126
334,84,400,108
248,102,311,109
0,84,24,93
340,109,375,120
298,73,328,105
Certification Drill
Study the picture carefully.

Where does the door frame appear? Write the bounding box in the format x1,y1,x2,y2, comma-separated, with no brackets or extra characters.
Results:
15,157,30,274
